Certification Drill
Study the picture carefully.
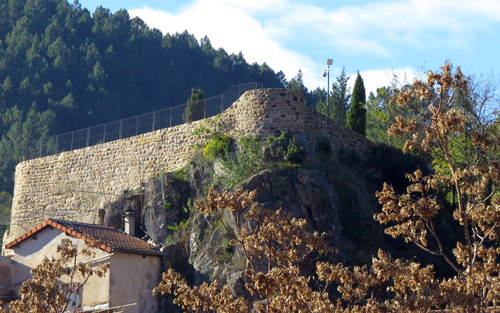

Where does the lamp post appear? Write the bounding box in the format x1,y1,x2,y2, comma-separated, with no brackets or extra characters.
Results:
322,59,333,118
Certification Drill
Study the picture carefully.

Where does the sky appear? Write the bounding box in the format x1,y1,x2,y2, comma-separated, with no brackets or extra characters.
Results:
78,0,500,95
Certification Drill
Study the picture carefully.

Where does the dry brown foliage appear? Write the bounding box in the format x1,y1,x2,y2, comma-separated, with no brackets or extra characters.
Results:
153,188,445,312
155,63,500,312
5,239,109,313
154,188,337,312
376,62,500,312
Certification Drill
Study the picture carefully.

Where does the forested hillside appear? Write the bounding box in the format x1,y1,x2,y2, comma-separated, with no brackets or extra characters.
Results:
0,0,286,196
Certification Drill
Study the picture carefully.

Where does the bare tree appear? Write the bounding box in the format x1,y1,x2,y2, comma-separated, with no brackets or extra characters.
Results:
6,240,109,313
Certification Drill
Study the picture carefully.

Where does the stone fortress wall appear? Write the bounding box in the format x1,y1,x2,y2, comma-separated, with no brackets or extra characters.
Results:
6,88,372,243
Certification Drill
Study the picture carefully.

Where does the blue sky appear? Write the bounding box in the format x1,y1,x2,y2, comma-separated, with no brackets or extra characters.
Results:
78,0,500,94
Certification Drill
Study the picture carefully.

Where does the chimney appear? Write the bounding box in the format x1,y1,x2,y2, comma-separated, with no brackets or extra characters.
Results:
96,209,105,225
124,209,135,236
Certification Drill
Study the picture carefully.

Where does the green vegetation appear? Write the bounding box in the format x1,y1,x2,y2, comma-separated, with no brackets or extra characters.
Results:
314,136,332,155
0,0,286,206
190,124,210,136
183,88,206,122
166,220,190,246
266,131,305,163
212,133,305,190
346,72,367,136
287,69,307,94
218,237,233,262
167,220,189,232
316,67,351,123
0,191,12,246
283,136,306,163
183,197,196,214
170,166,189,184
203,133,232,160
213,135,265,189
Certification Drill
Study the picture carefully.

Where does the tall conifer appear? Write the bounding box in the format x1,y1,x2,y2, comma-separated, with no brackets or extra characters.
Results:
346,72,366,136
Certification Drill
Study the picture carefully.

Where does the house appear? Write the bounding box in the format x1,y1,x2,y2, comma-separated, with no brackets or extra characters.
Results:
4,218,163,313
0,255,15,311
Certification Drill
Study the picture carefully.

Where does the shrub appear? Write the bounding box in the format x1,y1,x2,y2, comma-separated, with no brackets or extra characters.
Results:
203,133,232,160
183,88,206,122
266,131,306,164
215,136,266,189
284,136,305,164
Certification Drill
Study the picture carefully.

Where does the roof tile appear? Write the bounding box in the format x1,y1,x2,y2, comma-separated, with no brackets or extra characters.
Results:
5,219,162,256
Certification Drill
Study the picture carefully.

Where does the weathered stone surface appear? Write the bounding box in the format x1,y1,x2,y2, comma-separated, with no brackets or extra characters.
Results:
6,88,369,244
164,166,343,297
242,168,341,243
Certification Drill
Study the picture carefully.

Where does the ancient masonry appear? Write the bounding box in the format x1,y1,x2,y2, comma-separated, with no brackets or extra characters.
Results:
6,88,372,243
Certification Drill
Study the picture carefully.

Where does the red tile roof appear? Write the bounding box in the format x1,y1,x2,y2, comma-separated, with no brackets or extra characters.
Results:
5,219,162,256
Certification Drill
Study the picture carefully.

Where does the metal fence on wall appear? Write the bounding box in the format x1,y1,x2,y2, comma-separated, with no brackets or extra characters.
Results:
25,82,263,160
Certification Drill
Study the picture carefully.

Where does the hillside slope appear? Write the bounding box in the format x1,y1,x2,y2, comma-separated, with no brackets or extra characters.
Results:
0,0,285,196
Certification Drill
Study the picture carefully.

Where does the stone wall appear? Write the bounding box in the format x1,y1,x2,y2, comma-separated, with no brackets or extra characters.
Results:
303,105,373,156
6,89,372,243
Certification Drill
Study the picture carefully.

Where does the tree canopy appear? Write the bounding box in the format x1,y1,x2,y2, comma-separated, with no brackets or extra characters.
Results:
346,72,366,136
0,0,286,196
183,88,205,122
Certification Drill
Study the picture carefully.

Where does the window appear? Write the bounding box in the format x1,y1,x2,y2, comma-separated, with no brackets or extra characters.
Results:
62,282,82,311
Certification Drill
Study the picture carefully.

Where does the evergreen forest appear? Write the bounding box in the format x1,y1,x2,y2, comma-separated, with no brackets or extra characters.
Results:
0,0,288,223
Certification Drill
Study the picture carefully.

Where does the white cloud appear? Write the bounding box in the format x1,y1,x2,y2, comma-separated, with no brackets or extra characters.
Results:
129,0,499,92
279,0,500,56
223,0,287,12
358,67,419,95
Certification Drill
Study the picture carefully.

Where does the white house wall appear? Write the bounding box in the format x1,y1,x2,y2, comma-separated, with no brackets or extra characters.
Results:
109,252,161,313
11,228,111,308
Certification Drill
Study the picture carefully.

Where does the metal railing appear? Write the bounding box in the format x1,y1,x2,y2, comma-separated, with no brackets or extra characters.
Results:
25,82,263,160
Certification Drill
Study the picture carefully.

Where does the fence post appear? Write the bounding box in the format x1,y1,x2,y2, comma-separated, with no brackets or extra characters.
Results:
152,111,156,131
55,135,58,154
119,120,123,139
71,131,74,151
86,128,90,147
103,124,106,143
136,116,139,136
169,107,172,127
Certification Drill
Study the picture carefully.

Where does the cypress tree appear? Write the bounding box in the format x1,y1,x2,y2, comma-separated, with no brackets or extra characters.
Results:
183,88,206,122
346,72,366,136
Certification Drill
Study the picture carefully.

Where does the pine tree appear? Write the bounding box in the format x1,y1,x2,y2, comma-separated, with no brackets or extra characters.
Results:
346,72,366,136
315,67,351,122
183,88,205,122
287,69,307,93
331,67,351,123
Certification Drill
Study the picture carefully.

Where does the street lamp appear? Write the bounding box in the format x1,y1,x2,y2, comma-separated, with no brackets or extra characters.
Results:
322,59,333,118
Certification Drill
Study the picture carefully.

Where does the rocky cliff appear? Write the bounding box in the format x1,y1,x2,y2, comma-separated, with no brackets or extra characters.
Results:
95,131,411,312
6,88,372,245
